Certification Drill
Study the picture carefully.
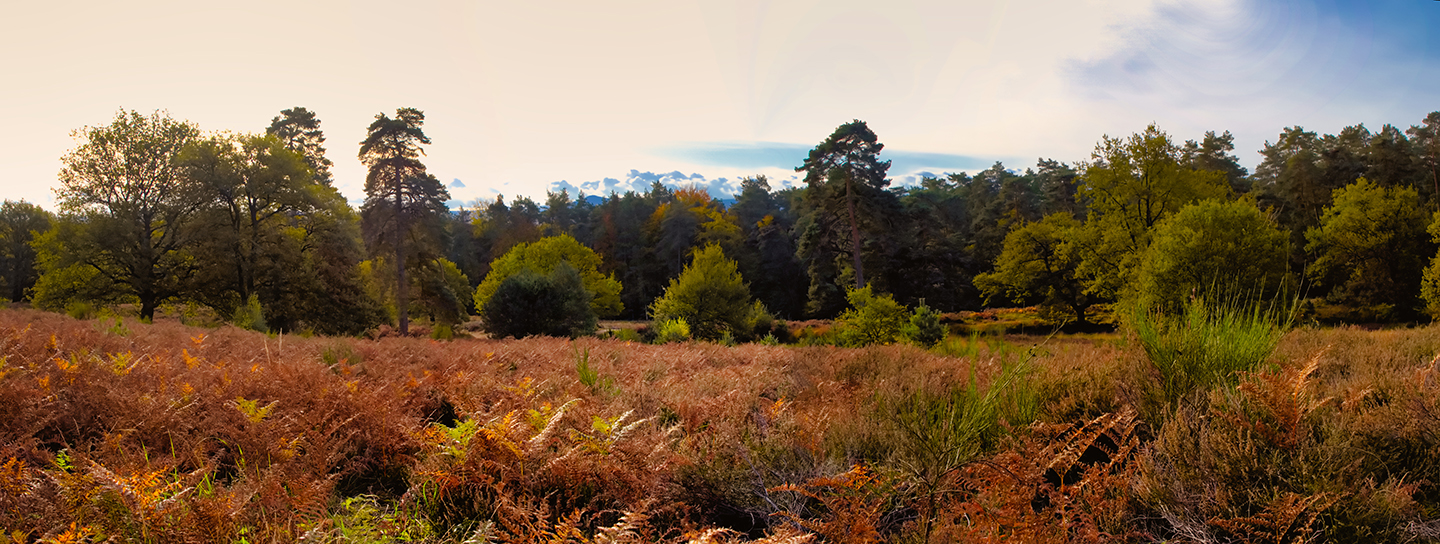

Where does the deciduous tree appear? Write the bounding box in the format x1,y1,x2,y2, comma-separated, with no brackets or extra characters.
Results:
0,200,52,302
48,110,204,320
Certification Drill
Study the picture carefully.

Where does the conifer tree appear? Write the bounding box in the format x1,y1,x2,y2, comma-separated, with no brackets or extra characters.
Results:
359,108,449,334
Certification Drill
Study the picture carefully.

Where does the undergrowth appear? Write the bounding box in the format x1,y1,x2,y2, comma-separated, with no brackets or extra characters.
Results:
2,308,1440,542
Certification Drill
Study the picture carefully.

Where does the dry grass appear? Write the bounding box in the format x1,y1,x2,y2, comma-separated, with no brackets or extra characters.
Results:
5,308,1440,542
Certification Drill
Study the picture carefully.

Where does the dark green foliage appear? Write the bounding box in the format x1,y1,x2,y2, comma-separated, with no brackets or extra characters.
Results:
266,106,335,186
795,120,899,316
902,301,946,347
359,108,450,334
480,262,596,339
0,200,52,302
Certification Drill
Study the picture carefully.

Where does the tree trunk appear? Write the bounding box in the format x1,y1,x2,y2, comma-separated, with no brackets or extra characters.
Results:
846,174,865,289
140,293,157,322
395,187,409,334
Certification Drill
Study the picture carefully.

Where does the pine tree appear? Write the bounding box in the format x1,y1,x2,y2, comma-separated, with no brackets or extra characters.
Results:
359,108,449,334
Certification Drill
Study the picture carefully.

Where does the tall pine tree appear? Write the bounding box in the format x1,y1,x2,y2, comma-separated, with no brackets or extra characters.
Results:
359,108,449,334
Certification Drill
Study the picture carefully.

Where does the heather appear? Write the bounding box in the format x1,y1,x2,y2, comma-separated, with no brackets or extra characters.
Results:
6,308,1440,542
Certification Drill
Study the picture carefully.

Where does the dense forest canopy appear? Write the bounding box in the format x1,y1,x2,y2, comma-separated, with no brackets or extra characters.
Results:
8,108,1440,332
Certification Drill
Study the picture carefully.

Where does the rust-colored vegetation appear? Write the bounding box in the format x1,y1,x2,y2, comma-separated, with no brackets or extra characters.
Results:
4,308,1440,542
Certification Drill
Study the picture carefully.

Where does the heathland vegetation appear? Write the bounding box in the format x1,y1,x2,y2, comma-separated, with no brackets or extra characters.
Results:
6,301,1440,541
7,107,1440,541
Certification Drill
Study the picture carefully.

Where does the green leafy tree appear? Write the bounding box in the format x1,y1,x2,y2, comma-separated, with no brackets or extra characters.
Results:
796,120,898,316
415,258,471,326
834,285,909,347
1306,178,1432,320
359,107,450,334
266,107,335,186
644,186,744,299
648,244,752,341
179,133,315,311
0,200,52,302
474,234,622,318
1420,211,1440,320
1073,124,1230,299
1136,199,1289,311
480,262,595,339
44,110,204,320
287,188,385,335
975,213,1094,325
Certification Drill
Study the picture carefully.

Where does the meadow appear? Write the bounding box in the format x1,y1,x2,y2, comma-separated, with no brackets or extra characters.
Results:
4,307,1440,543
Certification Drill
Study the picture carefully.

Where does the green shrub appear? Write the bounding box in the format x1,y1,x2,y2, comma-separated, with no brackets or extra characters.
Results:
835,286,908,347
1131,294,1293,406
65,300,95,320
232,294,268,332
649,244,753,341
430,323,454,340
1136,198,1290,311
474,234,623,318
479,262,597,339
653,317,691,344
608,328,642,342
902,300,947,347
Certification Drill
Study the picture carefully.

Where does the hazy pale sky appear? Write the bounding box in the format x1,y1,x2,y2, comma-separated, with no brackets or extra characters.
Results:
3,0,1438,208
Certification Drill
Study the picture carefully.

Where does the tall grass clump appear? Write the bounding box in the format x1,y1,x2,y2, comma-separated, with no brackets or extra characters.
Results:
881,357,1038,541
1130,294,1294,405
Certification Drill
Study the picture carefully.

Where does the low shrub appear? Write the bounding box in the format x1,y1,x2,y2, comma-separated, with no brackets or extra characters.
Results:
901,300,946,347
653,317,691,344
834,286,908,347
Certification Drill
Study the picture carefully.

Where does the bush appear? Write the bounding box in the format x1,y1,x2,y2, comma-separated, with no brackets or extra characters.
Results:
479,262,597,339
652,317,691,344
835,286,908,347
902,300,946,347
474,234,623,318
649,245,753,341
1137,198,1289,310
232,294,268,332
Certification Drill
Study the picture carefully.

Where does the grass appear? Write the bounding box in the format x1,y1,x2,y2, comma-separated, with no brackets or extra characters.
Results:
4,307,1440,542
1130,294,1295,406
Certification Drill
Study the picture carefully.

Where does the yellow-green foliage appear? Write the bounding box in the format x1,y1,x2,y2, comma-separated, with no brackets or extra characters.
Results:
649,244,752,341
1420,209,1440,319
1137,198,1289,310
473,234,623,318
1306,178,1431,319
835,286,908,347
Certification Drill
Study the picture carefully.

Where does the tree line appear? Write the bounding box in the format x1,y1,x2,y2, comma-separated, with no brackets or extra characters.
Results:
3,108,1440,335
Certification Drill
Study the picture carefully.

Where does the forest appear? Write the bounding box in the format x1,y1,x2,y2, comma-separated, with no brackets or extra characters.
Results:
4,107,1440,336
8,108,1440,543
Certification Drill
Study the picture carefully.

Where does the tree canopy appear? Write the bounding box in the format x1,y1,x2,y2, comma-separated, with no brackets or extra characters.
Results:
474,234,622,318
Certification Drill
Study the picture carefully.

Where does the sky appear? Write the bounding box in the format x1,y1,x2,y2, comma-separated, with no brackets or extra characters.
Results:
3,0,1439,209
